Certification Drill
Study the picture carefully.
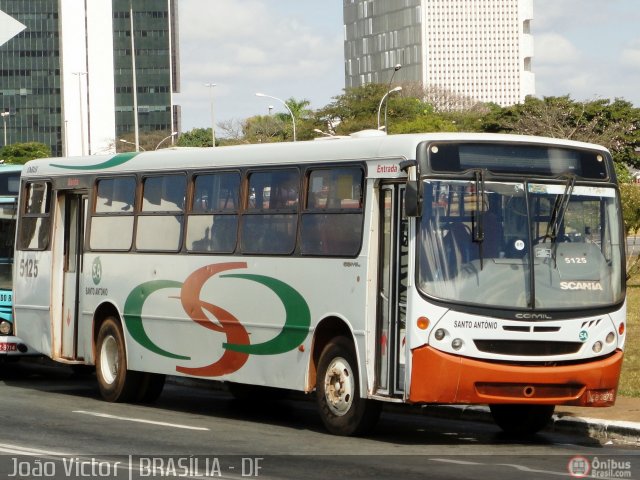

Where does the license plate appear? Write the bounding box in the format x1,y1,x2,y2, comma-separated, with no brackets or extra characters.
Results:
0,343,18,352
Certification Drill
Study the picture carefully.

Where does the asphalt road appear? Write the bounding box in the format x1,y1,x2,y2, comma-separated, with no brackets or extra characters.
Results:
0,359,638,480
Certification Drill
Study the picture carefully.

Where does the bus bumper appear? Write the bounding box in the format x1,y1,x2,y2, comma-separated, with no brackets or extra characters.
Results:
408,345,623,407
0,336,37,356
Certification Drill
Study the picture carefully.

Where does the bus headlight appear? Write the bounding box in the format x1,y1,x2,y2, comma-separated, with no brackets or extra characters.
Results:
0,321,11,335
434,329,446,341
605,332,615,344
451,338,464,351
592,341,603,353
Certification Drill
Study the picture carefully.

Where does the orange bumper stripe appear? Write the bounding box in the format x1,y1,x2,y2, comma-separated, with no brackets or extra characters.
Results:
408,345,623,406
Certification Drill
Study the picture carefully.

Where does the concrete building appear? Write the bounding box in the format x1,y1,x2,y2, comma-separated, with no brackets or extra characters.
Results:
0,0,179,157
344,0,535,107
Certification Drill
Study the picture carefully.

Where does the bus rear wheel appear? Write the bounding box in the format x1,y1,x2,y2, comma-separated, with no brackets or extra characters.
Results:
96,317,142,402
316,337,381,436
490,404,555,435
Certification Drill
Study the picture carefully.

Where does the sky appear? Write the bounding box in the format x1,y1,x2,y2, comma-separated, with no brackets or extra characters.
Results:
174,0,640,132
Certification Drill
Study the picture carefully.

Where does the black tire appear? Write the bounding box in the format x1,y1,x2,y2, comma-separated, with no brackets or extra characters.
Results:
490,404,555,435
316,337,381,436
95,317,142,402
137,373,166,403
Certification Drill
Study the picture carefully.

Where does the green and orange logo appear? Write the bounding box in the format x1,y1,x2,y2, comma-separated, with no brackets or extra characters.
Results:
123,262,311,377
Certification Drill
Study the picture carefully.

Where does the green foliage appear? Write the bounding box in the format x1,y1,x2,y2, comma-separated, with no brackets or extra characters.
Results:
392,115,458,134
181,87,640,183
242,115,289,143
176,128,214,148
482,96,640,170
0,142,51,164
621,184,640,235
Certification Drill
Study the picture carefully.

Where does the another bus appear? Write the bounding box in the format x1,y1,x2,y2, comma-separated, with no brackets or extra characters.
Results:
0,164,35,358
13,132,626,435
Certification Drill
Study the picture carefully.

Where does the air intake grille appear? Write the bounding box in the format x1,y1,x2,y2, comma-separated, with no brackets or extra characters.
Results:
474,340,582,356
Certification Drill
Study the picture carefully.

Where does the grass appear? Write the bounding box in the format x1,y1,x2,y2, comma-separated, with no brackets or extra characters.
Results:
619,268,640,397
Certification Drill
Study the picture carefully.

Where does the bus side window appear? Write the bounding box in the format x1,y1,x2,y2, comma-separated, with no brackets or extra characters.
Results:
186,172,240,253
90,177,136,251
19,181,52,251
241,169,299,255
136,175,186,252
301,167,364,257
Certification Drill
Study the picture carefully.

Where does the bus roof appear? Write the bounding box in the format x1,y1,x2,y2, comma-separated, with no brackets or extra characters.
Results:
20,132,610,178
0,164,23,173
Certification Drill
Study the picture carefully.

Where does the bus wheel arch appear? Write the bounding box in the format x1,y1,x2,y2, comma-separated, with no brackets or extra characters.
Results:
92,304,165,404
315,335,381,436
310,318,381,436
308,316,353,392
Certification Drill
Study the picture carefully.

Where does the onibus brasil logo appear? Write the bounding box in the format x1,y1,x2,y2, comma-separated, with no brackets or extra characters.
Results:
123,262,311,376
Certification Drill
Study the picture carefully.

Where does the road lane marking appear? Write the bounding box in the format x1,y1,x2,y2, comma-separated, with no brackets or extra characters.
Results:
0,442,74,457
73,410,210,431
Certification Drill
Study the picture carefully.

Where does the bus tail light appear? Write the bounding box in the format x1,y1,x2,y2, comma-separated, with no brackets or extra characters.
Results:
417,317,429,330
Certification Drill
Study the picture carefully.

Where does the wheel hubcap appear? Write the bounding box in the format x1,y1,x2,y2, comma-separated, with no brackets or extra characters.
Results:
324,357,354,416
100,335,119,385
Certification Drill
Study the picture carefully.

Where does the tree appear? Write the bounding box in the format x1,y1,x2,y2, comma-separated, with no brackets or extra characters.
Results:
118,130,178,151
0,142,51,164
176,128,214,148
242,115,288,143
482,96,640,169
621,183,640,278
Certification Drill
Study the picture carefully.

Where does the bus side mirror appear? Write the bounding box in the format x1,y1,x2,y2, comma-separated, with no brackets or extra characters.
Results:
400,159,421,217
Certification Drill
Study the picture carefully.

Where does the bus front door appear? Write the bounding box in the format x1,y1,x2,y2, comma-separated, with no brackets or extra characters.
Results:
60,192,88,360
376,184,408,396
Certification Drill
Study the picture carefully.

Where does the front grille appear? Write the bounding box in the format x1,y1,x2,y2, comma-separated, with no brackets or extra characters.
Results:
474,340,582,356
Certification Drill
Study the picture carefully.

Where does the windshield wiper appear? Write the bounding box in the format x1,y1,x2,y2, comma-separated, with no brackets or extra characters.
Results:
546,175,575,242
473,170,485,269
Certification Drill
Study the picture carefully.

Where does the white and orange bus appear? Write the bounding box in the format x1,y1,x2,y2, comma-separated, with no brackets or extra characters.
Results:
13,132,626,435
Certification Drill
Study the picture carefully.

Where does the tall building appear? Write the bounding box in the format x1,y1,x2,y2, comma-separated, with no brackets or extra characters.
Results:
343,0,535,107
0,0,179,157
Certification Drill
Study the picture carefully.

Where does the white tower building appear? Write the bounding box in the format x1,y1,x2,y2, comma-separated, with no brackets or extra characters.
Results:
344,0,535,107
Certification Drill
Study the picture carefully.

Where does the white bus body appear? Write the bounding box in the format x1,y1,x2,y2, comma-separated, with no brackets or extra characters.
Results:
13,133,626,435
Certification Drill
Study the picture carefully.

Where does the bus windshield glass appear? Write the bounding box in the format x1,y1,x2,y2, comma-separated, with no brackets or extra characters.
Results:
0,200,17,290
418,180,624,310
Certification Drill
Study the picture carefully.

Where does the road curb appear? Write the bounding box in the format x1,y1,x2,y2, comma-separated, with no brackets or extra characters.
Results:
412,403,640,444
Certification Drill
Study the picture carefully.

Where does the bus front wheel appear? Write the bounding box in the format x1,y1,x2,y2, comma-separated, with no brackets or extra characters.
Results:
316,337,381,436
96,317,142,402
490,404,555,435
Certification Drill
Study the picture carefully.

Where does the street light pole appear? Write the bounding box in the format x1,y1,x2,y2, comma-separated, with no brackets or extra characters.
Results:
130,0,140,152
205,83,216,147
119,139,146,151
0,112,9,147
72,72,87,155
384,64,402,132
377,86,402,131
155,131,178,150
255,93,296,142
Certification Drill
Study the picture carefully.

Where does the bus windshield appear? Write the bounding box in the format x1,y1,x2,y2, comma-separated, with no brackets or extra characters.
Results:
418,179,624,310
0,200,17,290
